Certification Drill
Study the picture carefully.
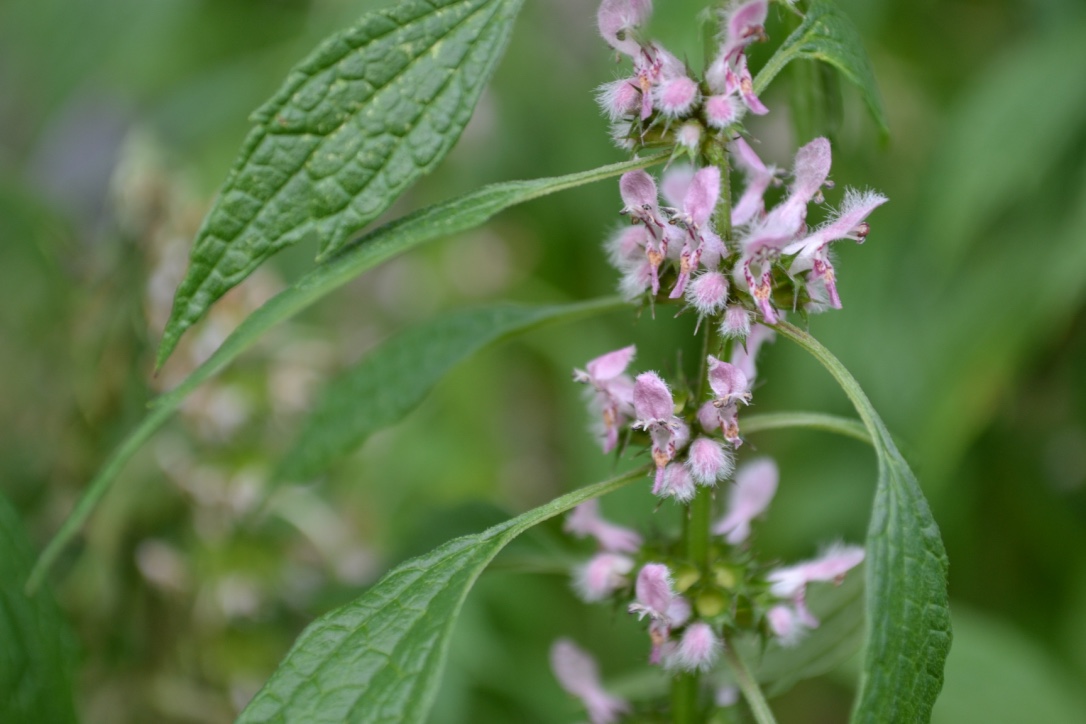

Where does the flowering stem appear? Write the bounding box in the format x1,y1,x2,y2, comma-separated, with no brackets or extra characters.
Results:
704,138,733,242
671,671,701,723
723,640,777,724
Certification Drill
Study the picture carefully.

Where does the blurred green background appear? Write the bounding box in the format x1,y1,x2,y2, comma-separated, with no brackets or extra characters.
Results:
2,0,1085,721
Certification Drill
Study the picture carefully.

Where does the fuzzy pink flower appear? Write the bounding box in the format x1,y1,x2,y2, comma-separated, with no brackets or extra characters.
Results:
655,75,700,117
713,457,778,543
574,552,636,602
766,604,805,646
619,171,669,293
596,77,642,120
685,271,730,319
632,372,685,489
629,563,675,621
551,639,631,724
660,462,696,501
783,189,888,309
676,121,702,152
574,346,637,453
565,499,643,553
700,355,751,446
735,138,833,321
598,0,653,56
720,0,768,60
719,305,753,339
704,94,742,129
669,166,722,298
686,437,733,485
665,622,722,672
768,543,866,599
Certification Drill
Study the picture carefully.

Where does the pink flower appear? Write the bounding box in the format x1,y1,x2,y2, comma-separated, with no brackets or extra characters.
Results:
669,166,722,298
686,437,733,485
564,499,643,553
719,305,752,339
550,638,631,724
768,543,865,599
574,552,636,601
675,121,702,152
665,622,722,672
735,138,832,321
619,171,669,294
783,189,888,309
705,94,742,129
718,0,769,63
660,462,696,501
685,270,730,320
713,457,778,543
597,0,653,57
654,74,700,117
596,77,642,121
632,372,685,489
700,355,752,446
765,544,864,645
574,346,637,453
629,563,676,621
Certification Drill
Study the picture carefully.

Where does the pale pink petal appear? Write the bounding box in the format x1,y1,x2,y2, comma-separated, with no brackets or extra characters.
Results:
676,122,702,151
766,605,804,646
551,639,631,724
683,166,721,228
720,0,769,61
587,345,637,381
620,170,660,213
707,356,750,402
783,188,889,258
713,457,779,543
685,271,730,317
731,137,776,226
633,372,674,421
661,462,696,501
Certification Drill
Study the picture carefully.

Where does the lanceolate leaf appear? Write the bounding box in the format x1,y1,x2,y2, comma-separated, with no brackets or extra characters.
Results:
27,155,662,593
754,0,889,137
774,323,950,723
237,467,647,724
158,0,526,368
0,493,77,724
280,298,628,481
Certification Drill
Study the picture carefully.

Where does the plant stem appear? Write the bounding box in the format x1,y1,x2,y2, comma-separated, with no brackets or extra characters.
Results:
671,671,701,724
723,640,778,724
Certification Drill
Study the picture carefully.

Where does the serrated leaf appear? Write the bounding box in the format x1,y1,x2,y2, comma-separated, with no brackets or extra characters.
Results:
774,323,950,723
0,493,77,724
28,155,662,593
755,0,888,138
158,0,526,368
280,298,627,481
237,467,647,724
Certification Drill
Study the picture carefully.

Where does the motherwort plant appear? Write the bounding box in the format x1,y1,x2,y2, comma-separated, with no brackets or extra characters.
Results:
21,1,950,723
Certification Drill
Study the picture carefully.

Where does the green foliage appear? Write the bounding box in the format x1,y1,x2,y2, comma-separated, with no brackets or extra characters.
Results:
0,493,77,724
28,155,662,593
774,324,951,722
755,0,889,138
236,467,647,724
280,298,628,481
157,0,526,368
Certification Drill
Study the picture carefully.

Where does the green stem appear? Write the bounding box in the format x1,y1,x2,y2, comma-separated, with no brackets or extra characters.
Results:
671,672,701,724
723,641,777,724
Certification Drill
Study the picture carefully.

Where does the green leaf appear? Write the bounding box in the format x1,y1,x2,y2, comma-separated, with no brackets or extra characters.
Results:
280,298,628,481
237,467,647,724
158,0,526,368
773,323,950,723
742,411,870,445
27,155,662,593
754,0,888,138
0,493,77,724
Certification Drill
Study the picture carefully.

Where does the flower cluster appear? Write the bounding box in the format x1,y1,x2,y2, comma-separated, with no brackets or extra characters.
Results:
550,1,884,720
553,455,865,722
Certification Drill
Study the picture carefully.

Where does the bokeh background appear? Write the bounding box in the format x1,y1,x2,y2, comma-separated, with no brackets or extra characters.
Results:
2,0,1085,721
